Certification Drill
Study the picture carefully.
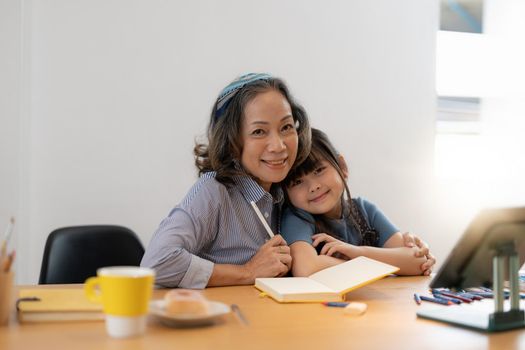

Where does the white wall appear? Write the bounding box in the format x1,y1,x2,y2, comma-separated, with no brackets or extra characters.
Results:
7,0,439,284
0,0,22,269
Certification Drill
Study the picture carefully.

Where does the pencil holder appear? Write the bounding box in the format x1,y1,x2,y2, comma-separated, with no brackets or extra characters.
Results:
0,270,14,326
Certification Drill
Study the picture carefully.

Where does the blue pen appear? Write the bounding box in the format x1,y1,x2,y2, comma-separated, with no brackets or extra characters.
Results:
323,302,349,307
419,295,452,306
414,293,422,305
438,291,473,303
503,290,525,299
432,293,462,304
431,288,449,293
468,291,493,298
457,292,482,301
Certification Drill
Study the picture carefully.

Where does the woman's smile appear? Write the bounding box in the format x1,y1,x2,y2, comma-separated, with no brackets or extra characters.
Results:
262,157,288,168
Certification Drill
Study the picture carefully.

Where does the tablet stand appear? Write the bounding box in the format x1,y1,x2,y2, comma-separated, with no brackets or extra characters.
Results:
417,242,525,332
488,242,524,331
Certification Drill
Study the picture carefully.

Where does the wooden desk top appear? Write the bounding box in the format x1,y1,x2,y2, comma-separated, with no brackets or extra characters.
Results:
1,276,524,350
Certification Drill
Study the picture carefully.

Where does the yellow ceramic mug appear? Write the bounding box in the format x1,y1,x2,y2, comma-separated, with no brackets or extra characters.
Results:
85,266,155,338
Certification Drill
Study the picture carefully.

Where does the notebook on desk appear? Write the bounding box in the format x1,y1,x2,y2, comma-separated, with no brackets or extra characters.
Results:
255,256,399,303
17,288,103,322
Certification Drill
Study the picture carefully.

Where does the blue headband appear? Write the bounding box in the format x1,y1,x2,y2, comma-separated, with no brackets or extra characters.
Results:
215,73,272,120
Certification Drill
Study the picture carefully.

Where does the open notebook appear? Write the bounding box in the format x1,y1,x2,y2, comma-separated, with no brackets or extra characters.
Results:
255,256,399,303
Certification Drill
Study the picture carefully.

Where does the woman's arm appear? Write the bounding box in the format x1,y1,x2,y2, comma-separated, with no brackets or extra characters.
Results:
313,232,427,276
290,241,346,277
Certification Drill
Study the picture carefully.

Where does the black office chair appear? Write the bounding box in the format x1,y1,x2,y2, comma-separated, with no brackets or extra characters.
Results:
39,225,145,284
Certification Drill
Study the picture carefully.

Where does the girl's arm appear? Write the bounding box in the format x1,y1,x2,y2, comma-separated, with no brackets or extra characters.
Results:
290,240,347,277
313,232,427,276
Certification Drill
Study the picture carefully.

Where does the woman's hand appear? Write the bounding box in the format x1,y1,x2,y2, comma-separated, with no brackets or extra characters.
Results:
312,233,356,259
244,235,291,279
402,232,436,276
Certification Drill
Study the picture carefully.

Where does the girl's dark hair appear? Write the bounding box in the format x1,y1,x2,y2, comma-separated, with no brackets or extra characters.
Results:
284,128,380,247
194,77,311,186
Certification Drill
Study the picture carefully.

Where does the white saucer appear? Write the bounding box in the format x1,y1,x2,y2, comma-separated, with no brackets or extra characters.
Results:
149,300,230,327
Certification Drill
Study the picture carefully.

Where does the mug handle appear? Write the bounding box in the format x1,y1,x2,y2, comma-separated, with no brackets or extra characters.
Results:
84,277,102,304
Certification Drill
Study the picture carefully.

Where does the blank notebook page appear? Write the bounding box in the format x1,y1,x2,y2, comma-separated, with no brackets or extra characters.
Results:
308,256,398,293
257,277,335,294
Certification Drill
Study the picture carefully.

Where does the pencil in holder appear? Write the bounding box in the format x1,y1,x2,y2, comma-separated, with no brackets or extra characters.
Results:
0,270,14,326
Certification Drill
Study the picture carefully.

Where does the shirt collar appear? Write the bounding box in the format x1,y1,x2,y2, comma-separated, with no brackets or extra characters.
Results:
232,174,284,204
230,161,283,204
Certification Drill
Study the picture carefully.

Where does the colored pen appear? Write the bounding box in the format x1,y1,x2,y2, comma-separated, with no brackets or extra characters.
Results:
419,295,452,306
1,217,15,257
467,291,493,298
431,293,462,304
2,250,15,272
458,292,482,301
414,293,422,305
503,290,525,299
438,291,472,303
323,302,349,307
250,201,274,238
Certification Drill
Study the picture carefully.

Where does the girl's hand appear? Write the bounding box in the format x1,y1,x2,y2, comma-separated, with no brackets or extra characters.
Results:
402,232,436,276
312,233,355,259
312,233,342,247
402,232,428,256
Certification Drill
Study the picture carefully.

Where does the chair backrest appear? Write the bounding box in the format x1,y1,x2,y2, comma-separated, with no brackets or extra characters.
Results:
39,225,145,284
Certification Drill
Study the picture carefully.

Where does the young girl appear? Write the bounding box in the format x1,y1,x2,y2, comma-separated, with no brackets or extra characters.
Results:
281,128,434,276
141,73,311,288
